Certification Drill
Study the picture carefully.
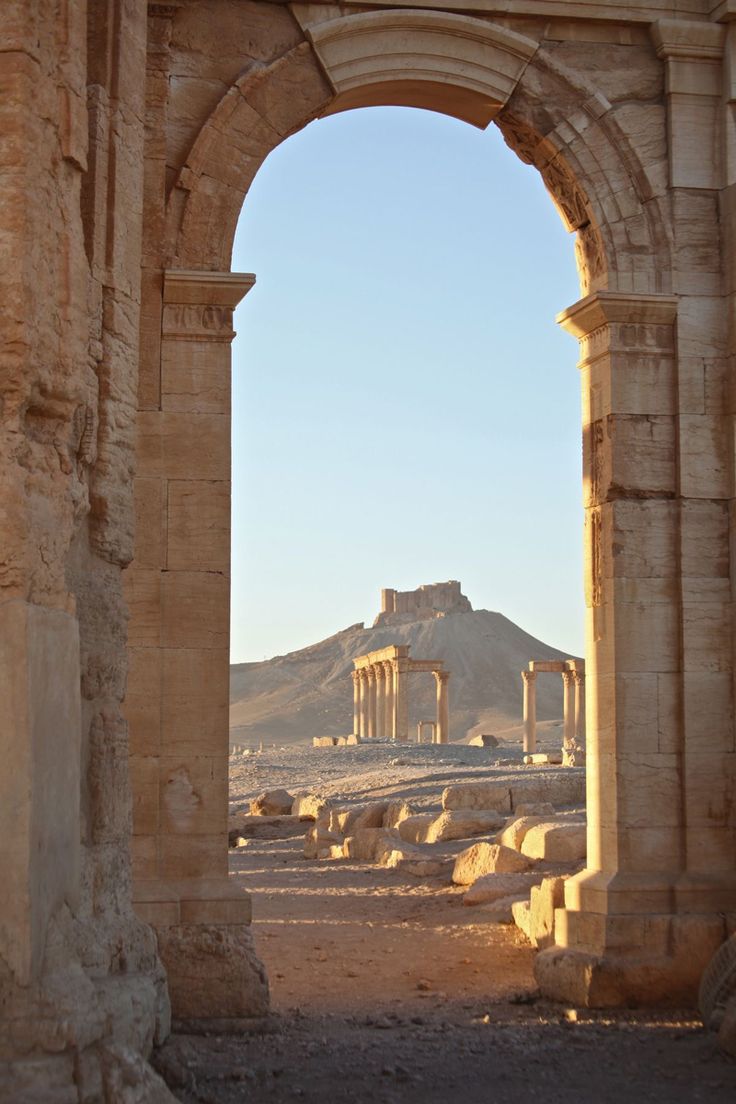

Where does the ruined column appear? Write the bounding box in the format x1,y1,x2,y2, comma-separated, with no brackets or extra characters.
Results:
352,670,361,737
562,670,576,750
434,670,450,744
366,666,377,739
522,670,537,754
374,664,385,738
383,660,394,739
359,668,369,739
573,671,585,742
393,657,410,742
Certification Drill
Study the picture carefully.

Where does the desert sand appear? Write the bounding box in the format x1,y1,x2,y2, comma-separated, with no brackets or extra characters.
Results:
152,740,736,1103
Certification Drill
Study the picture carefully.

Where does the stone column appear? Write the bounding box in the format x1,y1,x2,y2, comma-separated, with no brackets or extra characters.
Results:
573,672,585,742
383,660,394,739
536,290,734,1009
366,666,377,739
434,671,450,744
522,670,537,754
374,664,385,739
562,670,576,751
359,668,369,740
352,670,361,737
393,657,410,742
126,269,268,1022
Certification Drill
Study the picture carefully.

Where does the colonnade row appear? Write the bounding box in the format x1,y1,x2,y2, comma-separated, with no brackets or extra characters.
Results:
522,659,585,760
352,644,449,743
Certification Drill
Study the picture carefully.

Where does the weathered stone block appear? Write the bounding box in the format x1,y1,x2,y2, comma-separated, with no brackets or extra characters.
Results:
442,782,512,812
521,822,587,863
452,842,531,885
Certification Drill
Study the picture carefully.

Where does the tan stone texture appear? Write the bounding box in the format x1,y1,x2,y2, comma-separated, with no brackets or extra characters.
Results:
9,0,736,1089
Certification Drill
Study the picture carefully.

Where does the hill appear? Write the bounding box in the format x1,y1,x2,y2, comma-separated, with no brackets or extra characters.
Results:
230,589,576,746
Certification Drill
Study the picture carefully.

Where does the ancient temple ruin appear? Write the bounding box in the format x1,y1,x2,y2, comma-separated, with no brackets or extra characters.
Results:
352,645,450,743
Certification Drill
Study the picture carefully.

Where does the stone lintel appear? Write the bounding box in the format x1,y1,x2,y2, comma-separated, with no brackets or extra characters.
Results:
557,291,678,341
529,659,567,672
408,659,445,672
163,269,256,308
354,644,410,667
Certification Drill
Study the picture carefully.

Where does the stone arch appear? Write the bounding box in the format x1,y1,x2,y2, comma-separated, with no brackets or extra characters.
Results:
164,8,673,298
129,4,736,1021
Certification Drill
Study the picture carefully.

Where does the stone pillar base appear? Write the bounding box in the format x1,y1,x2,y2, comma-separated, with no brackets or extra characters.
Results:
134,879,269,1027
536,910,728,1008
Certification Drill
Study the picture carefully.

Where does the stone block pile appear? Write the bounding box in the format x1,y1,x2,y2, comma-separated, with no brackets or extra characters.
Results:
289,775,587,949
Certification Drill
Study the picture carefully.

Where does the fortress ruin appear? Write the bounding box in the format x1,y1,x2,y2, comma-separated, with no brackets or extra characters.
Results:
374,581,472,625
4,0,736,1095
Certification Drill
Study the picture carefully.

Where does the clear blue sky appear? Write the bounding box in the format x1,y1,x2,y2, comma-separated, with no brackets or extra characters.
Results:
230,106,583,664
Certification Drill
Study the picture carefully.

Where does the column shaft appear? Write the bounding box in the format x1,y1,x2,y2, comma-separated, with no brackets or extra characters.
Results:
367,667,377,739
434,671,449,744
573,672,585,742
522,671,537,754
375,666,385,739
383,661,394,739
562,670,576,750
352,671,361,737
394,659,409,742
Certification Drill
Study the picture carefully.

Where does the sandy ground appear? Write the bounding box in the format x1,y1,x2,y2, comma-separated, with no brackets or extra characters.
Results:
154,741,736,1103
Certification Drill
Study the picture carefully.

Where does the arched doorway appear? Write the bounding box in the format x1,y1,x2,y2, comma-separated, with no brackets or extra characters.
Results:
124,3,735,1018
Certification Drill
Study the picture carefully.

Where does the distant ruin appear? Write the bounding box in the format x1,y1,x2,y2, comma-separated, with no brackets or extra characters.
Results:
352,645,450,743
374,580,472,626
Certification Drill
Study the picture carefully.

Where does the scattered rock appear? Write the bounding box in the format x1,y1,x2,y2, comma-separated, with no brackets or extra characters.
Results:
313,736,338,747
514,802,555,816
523,752,562,765
397,814,436,845
425,809,506,843
509,772,585,810
452,842,531,885
511,898,533,940
463,871,544,907
498,816,543,852
353,802,389,830
467,733,499,747
343,828,399,862
520,821,586,863
529,876,569,949
442,782,511,813
291,793,329,820
473,893,530,924
251,789,295,816
383,800,414,829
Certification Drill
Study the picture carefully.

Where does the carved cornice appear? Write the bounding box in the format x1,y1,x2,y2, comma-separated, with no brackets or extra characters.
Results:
557,292,678,341
163,269,256,308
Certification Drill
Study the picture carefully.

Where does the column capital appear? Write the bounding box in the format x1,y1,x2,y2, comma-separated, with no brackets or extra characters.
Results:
351,670,360,685
556,291,678,341
572,670,585,685
433,669,449,683
162,269,256,343
561,669,575,686
366,666,376,683
374,663,384,680
521,669,537,683
650,19,724,61
163,269,256,307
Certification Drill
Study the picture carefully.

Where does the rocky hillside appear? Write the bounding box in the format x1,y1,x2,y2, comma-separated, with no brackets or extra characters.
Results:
230,604,576,747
